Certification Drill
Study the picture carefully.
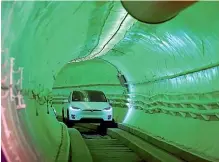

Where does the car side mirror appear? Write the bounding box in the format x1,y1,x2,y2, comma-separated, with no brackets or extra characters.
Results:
108,99,113,105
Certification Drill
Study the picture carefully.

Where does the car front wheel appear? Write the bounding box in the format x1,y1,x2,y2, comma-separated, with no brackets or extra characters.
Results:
102,119,117,128
62,108,65,122
66,109,74,127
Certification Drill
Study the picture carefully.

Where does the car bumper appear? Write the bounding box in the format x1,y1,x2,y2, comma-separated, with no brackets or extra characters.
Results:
68,109,113,121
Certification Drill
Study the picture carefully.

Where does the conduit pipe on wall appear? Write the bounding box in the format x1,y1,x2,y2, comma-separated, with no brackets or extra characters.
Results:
121,1,197,24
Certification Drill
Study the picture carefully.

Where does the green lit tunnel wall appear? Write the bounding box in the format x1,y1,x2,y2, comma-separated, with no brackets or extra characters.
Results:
52,59,128,122
1,1,219,161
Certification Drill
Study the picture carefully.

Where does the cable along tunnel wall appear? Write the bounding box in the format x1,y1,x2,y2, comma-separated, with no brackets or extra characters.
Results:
1,1,219,162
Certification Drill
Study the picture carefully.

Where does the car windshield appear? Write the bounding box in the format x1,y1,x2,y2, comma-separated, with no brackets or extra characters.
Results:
72,91,87,101
72,91,107,102
87,91,107,102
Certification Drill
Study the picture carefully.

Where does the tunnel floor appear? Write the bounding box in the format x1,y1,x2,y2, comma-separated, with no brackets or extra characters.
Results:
56,114,212,162
71,123,145,162
85,139,145,162
58,117,145,162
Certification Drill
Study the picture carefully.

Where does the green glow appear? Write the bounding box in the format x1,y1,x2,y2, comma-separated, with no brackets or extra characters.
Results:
1,1,219,161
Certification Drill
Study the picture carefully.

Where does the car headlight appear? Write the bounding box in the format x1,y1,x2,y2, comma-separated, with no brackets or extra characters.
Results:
69,106,81,110
103,107,112,111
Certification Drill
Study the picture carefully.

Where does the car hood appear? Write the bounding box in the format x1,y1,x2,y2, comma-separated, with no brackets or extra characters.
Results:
70,102,111,110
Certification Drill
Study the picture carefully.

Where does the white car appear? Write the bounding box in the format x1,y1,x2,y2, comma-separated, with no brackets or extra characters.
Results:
63,90,113,125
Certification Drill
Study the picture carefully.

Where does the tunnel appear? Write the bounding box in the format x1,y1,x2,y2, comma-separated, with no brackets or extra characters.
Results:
1,1,219,162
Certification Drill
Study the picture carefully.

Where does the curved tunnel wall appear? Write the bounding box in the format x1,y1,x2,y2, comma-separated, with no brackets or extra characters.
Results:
1,1,219,161
52,59,128,122
99,2,219,158
53,59,126,96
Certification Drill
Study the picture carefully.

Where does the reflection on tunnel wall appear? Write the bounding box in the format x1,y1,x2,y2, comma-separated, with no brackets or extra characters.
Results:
1,0,219,161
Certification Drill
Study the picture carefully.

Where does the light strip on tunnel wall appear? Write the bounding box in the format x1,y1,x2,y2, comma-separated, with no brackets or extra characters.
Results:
123,84,136,122
69,7,135,63
123,102,134,123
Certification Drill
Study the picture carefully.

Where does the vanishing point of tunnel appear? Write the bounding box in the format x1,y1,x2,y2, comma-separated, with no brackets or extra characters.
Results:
1,1,219,162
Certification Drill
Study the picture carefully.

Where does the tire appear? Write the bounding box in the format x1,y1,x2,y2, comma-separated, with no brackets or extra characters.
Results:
62,108,65,123
66,109,70,126
103,119,117,128
66,109,74,127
